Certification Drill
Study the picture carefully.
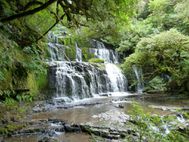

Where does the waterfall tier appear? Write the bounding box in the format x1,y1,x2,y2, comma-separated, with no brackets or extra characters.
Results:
48,43,65,61
132,65,144,94
48,61,127,99
90,40,119,64
47,32,128,100
75,42,82,62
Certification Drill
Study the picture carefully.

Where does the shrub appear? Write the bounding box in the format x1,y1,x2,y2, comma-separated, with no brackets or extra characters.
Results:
122,29,189,92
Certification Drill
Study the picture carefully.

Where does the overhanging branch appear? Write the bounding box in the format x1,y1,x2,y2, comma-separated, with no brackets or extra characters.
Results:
36,14,65,41
0,0,57,22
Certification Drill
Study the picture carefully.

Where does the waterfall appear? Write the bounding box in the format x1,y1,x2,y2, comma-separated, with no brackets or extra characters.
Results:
90,39,127,92
132,65,144,94
105,63,127,92
47,35,128,101
48,31,65,61
49,61,113,99
48,43,65,61
75,42,82,62
90,39,119,64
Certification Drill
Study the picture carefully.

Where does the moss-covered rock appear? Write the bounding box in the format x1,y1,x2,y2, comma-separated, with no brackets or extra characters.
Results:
88,58,104,63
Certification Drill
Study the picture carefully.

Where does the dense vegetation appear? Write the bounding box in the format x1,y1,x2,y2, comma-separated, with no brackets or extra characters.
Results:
0,0,189,141
0,0,137,102
0,0,189,98
61,0,189,94
119,0,189,93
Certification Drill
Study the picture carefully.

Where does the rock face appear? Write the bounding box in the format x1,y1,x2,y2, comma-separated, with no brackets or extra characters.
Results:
3,119,136,141
48,61,127,99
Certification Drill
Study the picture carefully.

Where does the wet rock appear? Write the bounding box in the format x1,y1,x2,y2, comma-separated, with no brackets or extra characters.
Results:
55,127,64,132
118,104,124,108
10,117,17,122
64,124,81,132
148,105,189,112
1,119,8,124
114,104,124,108
48,130,55,137
17,127,46,135
33,106,43,113
177,122,189,135
0,137,5,142
48,118,65,125
79,124,136,140
99,93,110,97
38,136,49,142
92,110,130,124
38,136,57,142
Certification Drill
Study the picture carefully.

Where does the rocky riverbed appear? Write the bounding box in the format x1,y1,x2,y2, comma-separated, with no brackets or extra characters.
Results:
1,94,189,142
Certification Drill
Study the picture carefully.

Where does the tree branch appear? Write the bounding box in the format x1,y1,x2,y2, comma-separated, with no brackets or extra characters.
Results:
0,0,57,22
21,1,44,11
36,14,65,42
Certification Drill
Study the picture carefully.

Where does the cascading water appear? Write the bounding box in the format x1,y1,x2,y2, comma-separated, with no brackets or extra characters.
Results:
48,32,128,101
90,39,119,64
105,63,127,92
75,42,82,62
49,61,113,99
91,40,127,93
48,43,65,61
132,65,144,94
48,31,65,61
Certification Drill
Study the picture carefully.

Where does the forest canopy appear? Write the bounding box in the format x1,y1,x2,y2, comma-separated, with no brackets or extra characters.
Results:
0,0,138,44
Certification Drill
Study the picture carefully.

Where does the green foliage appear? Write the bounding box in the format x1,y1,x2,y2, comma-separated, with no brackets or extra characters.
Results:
82,47,94,62
65,46,76,61
145,76,166,92
149,0,170,12
0,28,48,102
175,0,189,21
117,19,158,59
0,123,25,135
127,103,189,142
122,29,189,92
88,58,104,63
0,102,27,135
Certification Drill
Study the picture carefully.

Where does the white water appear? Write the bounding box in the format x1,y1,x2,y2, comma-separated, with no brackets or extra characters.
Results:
105,63,127,92
75,42,82,62
177,114,185,123
132,65,144,94
91,39,119,64
48,43,65,61
48,31,128,100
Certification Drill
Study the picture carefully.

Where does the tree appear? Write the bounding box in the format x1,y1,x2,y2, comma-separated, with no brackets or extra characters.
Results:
0,0,138,44
122,29,189,92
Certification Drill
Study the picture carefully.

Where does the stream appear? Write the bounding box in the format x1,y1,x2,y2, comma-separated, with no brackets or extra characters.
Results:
3,94,189,142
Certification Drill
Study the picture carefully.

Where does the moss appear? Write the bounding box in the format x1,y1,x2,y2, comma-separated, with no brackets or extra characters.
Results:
27,73,38,96
65,47,76,61
36,71,48,90
88,58,104,63
0,28,48,101
26,70,47,98
0,122,26,135
0,102,28,135
82,47,94,61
